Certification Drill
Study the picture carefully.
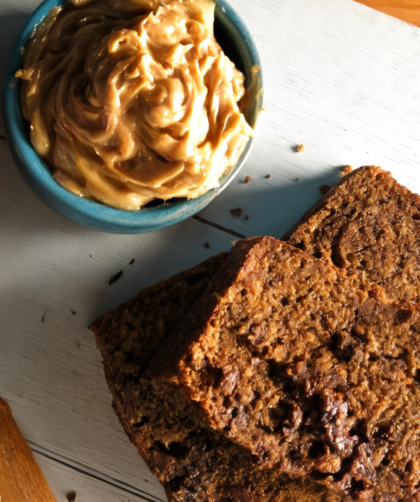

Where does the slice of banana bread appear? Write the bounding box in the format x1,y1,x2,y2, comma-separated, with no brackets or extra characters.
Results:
91,165,420,501
91,254,335,502
284,165,420,304
146,237,420,500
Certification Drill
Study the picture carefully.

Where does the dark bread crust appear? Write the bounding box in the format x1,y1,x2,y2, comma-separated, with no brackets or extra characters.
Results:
146,237,264,384
147,237,420,500
91,253,334,502
285,165,420,304
90,252,227,375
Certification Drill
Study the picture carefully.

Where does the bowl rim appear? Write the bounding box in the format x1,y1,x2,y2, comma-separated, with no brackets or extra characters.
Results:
3,0,264,234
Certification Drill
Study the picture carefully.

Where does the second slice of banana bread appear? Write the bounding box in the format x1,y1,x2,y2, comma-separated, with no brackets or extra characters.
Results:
285,165,420,304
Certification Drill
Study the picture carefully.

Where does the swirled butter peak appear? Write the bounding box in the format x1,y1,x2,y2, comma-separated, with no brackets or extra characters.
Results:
17,0,253,210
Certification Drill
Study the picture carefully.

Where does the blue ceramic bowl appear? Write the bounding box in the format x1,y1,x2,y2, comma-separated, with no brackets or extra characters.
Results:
4,0,263,234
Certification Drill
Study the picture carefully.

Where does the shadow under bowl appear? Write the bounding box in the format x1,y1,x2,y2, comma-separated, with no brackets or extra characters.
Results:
3,0,263,234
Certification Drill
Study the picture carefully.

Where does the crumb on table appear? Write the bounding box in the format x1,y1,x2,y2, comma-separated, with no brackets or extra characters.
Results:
319,185,331,196
244,215,249,221
129,258,135,265
295,178,299,182
266,174,271,179
109,270,123,286
244,176,251,184
297,144,305,153
204,243,210,249
230,208,243,218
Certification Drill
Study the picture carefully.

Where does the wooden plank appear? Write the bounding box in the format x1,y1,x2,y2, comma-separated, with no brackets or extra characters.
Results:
199,0,420,239
1,0,420,499
355,0,420,27
2,0,419,238
0,397,57,502
0,136,232,500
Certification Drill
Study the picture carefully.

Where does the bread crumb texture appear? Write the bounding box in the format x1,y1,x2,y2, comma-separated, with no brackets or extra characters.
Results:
150,236,420,499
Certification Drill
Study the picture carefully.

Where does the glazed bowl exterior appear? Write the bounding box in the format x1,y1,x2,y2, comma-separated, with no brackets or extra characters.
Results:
4,0,263,234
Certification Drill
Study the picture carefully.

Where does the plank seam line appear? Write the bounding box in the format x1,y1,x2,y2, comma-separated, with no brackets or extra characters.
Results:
29,442,164,502
193,214,247,239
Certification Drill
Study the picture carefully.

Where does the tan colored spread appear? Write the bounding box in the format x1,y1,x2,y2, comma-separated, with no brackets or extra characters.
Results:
17,0,252,210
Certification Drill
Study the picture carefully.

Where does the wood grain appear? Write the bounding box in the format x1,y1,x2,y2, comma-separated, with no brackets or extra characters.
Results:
356,0,420,27
33,444,158,502
0,398,57,502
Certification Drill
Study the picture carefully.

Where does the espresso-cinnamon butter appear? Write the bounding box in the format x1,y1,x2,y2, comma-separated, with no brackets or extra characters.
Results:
17,0,252,210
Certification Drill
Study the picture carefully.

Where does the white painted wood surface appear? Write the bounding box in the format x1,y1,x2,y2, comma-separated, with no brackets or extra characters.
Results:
200,0,420,240
33,447,155,502
1,0,420,499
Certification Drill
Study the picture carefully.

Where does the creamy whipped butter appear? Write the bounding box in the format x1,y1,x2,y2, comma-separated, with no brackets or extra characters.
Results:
17,0,253,210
